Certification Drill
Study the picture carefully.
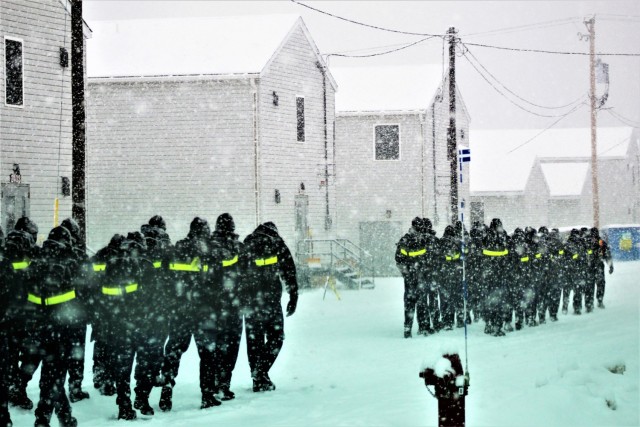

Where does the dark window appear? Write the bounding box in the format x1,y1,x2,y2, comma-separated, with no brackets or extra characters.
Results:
5,38,23,106
375,125,400,160
296,96,305,142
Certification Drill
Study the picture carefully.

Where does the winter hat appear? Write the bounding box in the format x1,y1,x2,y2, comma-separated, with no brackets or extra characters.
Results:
127,231,147,251
590,227,599,238
61,217,81,242
263,221,278,233
422,218,433,231
215,213,235,233
189,217,210,239
538,226,549,235
47,226,72,247
14,216,38,242
443,225,455,238
108,234,124,249
411,217,422,230
489,218,503,231
149,215,166,230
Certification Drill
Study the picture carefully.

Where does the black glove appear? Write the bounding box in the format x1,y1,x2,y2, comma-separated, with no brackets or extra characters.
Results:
609,265,614,274
286,293,298,317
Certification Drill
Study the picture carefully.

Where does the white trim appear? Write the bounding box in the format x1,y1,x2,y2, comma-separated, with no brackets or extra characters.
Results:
296,95,305,143
338,109,426,117
4,36,25,109
373,123,401,161
88,72,260,84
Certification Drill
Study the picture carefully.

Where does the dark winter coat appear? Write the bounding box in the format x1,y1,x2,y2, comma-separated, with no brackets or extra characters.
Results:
395,227,429,276
209,229,243,316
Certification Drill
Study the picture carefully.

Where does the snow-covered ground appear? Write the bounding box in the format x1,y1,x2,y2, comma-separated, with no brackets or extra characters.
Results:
14,261,639,426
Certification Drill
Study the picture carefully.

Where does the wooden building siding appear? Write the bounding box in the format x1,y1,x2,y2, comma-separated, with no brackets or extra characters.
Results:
86,78,257,248
1,0,72,240
258,24,336,246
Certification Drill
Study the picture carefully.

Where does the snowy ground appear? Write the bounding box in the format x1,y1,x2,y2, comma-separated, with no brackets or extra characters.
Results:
13,261,639,426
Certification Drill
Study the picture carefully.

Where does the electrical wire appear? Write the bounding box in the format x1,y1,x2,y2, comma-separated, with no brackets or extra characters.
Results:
463,41,640,56
325,36,438,58
290,0,446,37
599,135,632,156
506,103,588,154
603,108,640,128
463,45,587,110
462,17,581,38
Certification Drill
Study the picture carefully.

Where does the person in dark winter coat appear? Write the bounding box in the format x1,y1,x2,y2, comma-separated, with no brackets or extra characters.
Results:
467,222,485,323
59,218,90,403
4,217,40,411
209,213,243,401
481,218,510,336
544,228,565,322
395,218,430,337
241,222,298,392
419,218,441,334
95,232,147,420
585,227,614,310
563,229,588,315
159,217,221,411
22,226,81,427
507,227,532,330
438,225,464,330
133,216,172,416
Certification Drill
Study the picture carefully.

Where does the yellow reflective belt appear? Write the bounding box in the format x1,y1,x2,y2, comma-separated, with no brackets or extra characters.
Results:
12,260,30,270
445,253,460,261
587,249,593,255
400,248,408,256
572,254,579,260
535,253,542,259
408,249,426,257
169,257,204,272
153,261,162,268
28,290,76,306
102,283,138,296
520,256,530,262
558,250,565,255
92,263,106,272
482,249,509,257
222,255,238,267
255,256,278,266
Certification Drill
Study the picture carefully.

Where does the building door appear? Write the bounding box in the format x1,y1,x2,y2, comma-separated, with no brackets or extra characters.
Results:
359,221,403,277
1,183,30,231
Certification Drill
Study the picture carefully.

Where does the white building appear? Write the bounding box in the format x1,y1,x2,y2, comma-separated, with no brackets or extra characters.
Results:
332,65,471,275
469,126,640,231
85,15,337,250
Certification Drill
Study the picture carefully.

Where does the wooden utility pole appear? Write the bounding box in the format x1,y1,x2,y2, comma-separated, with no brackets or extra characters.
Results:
585,16,600,229
447,27,459,224
71,0,87,247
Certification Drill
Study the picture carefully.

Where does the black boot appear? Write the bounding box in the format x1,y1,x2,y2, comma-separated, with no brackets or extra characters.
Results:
217,386,235,401
68,385,90,403
133,396,154,416
117,402,137,421
8,387,33,410
159,386,172,412
200,392,222,409
57,413,78,427
99,382,115,396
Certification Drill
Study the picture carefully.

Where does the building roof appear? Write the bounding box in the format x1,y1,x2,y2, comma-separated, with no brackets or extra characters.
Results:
331,64,444,113
540,162,589,197
87,14,304,78
470,127,634,194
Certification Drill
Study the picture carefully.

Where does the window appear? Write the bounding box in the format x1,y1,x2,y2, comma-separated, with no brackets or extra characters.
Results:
5,37,24,107
296,96,305,142
374,125,400,160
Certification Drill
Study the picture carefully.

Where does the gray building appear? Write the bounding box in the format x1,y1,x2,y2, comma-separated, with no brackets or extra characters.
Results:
85,15,337,250
332,65,471,275
469,126,640,231
0,0,88,241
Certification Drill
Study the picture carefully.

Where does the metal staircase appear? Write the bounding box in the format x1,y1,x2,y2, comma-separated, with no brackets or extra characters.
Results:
296,238,375,290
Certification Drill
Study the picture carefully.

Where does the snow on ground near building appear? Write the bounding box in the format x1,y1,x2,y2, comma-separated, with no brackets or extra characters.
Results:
14,262,639,426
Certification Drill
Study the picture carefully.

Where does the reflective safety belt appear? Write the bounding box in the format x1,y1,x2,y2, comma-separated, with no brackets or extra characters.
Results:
12,260,30,270
572,254,579,260
520,256,530,262
482,249,509,256
445,253,461,261
169,257,208,272
587,249,593,255
102,283,139,296
153,261,162,268
222,255,238,267
255,256,278,266
400,248,426,257
535,253,542,259
558,250,565,255
92,263,106,272
28,290,76,306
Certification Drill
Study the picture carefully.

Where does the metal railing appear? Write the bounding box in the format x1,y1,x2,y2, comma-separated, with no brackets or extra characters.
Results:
296,238,375,289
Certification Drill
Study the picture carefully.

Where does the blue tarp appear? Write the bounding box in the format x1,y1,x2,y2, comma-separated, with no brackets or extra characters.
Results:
601,225,640,261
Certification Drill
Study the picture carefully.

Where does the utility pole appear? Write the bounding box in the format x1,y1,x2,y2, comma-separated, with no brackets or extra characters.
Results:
447,27,459,224
585,16,600,229
71,0,87,248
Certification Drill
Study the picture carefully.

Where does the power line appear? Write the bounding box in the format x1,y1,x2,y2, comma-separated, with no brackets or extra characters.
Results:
325,36,438,58
600,135,632,156
462,17,581,38
290,0,446,37
464,45,587,110
462,51,588,118
603,108,640,127
464,41,640,56
507,103,588,154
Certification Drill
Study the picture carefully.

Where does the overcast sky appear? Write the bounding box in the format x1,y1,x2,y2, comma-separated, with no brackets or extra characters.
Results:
83,1,640,130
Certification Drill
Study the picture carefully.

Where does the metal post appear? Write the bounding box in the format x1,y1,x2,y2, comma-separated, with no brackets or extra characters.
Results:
586,17,600,228
71,0,86,249
447,27,459,224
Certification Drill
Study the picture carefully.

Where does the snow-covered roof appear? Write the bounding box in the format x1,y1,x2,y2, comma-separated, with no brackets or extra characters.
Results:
331,65,444,113
470,127,633,194
540,162,589,197
87,15,302,77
